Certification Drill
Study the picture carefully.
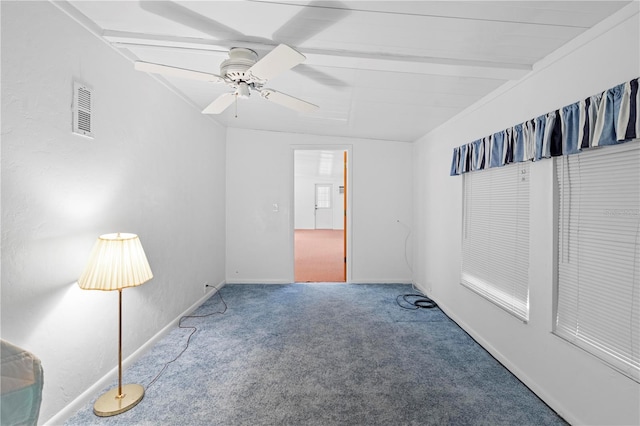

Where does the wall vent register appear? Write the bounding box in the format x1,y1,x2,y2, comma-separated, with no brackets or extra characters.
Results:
72,81,93,138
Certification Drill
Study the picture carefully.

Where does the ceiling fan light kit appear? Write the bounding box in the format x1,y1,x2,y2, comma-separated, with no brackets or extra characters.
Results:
134,44,318,115
236,81,251,99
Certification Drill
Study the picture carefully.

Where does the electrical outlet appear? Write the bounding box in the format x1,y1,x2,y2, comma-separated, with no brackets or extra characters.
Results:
203,282,209,294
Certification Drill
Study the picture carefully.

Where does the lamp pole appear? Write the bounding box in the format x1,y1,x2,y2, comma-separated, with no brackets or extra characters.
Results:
117,288,123,399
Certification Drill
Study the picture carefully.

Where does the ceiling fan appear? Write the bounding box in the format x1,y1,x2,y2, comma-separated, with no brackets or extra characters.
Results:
135,43,318,115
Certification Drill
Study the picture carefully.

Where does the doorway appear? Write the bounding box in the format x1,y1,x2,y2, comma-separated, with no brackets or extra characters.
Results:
293,149,348,282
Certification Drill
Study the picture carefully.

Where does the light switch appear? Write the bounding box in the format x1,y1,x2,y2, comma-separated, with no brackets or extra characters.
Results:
272,203,279,212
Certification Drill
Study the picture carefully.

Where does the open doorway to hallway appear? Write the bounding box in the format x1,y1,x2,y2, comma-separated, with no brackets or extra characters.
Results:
294,149,348,282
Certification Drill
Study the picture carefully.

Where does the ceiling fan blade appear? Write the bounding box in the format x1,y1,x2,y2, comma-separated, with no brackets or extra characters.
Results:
260,89,318,113
202,92,236,114
248,44,305,82
273,1,351,47
139,1,244,41
292,65,348,89
135,61,223,82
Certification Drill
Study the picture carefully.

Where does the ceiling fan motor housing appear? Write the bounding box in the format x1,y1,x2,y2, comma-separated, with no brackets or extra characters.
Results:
220,47,259,83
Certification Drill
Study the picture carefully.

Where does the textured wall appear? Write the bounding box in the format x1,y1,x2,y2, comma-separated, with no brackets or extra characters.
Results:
1,2,226,423
413,5,640,426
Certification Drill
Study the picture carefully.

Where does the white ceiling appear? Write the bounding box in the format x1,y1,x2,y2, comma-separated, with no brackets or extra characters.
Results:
59,1,631,142
295,149,345,179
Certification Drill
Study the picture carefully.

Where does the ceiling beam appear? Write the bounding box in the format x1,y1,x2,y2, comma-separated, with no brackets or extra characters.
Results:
103,30,531,81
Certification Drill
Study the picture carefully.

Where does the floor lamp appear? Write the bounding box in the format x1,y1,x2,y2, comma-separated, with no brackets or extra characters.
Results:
78,233,153,417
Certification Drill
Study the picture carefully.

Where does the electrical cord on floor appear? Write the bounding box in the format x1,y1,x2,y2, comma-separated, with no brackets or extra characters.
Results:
396,293,438,310
396,219,413,274
147,289,227,389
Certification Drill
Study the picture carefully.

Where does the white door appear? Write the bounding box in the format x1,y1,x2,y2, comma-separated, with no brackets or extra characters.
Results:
314,184,333,229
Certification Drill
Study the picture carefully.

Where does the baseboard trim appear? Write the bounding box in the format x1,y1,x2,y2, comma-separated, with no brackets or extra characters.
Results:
44,280,226,426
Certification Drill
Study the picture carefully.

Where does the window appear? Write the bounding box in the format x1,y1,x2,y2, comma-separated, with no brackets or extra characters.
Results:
315,184,332,209
555,141,639,382
461,163,530,321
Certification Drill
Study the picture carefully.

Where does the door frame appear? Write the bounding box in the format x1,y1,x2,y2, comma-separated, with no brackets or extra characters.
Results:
291,145,352,283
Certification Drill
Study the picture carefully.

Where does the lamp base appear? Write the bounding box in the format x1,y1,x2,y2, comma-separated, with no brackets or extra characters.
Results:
93,383,145,417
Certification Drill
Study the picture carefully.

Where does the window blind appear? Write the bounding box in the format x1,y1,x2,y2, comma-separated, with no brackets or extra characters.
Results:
462,162,530,321
555,141,640,382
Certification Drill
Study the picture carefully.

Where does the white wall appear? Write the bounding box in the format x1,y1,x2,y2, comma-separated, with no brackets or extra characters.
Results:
294,158,344,230
413,5,640,426
226,129,413,284
0,2,226,424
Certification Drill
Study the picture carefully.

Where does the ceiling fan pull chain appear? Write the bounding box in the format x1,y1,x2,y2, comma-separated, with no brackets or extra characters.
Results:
235,93,238,119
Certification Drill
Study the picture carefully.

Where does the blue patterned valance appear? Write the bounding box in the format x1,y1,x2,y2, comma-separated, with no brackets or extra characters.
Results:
450,77,640,175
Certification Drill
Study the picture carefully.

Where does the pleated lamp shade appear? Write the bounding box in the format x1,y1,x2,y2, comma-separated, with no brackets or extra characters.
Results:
78,233,153,291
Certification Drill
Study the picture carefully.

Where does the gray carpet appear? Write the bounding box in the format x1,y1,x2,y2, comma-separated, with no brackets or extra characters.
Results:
66,284,567,425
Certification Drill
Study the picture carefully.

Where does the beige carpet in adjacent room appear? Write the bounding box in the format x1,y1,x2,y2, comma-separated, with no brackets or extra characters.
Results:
294,229,344,282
